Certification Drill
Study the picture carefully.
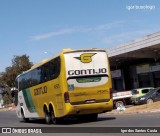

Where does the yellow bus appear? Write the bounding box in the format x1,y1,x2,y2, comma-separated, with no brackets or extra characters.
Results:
15,49,113,124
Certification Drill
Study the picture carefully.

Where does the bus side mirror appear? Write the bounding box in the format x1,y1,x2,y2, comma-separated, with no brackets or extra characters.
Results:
11,88,18,106
11,87,18,98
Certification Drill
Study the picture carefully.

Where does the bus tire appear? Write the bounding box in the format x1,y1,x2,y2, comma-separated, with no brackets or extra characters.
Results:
51,111,59,124
21,109,29,122
44,108,51,124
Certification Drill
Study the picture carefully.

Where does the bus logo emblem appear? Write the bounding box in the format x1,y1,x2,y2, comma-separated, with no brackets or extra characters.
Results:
74,53,96,63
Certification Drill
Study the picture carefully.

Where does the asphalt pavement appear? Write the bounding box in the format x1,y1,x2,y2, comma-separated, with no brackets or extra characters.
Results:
0,110,160,127
0,110,160,136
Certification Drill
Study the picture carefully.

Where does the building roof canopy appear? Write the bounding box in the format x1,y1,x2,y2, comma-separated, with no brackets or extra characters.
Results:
107,32,160,67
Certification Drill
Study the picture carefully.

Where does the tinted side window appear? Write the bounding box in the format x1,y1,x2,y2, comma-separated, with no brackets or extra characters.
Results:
31,68,41,86
19,75,26,90
15,78,18,89
18,56,61,90
40,57,60,83
142,89,149,94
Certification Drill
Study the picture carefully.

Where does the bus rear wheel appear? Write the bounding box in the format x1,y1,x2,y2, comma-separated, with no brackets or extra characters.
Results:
44,109,51,124
51,111,60,124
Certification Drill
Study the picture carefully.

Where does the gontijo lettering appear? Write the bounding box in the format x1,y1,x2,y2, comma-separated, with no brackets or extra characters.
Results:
34,86,47,96
68,68,107,76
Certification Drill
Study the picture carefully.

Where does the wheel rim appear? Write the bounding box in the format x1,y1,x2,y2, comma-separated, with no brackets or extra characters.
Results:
147,99,153,104
45,114,50,123
116,101,124,108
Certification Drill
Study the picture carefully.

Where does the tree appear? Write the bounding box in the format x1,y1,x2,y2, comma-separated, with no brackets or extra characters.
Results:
0,54,33,105
1,55,33,87
12,55,33,75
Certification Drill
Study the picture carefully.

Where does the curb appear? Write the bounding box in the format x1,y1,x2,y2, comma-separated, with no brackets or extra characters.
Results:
108,109,160,115
0,107,16,112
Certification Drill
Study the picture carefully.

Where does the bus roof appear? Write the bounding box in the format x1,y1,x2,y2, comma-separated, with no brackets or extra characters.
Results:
30,48,105,70
17,48,105,77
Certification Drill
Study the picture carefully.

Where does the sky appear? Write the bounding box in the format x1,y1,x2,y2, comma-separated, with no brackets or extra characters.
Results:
0,0,160,72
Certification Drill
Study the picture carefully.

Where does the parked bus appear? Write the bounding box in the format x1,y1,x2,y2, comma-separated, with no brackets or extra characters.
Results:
15,49,113,124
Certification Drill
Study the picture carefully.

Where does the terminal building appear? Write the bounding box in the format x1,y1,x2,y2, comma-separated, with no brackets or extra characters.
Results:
107,31,160,91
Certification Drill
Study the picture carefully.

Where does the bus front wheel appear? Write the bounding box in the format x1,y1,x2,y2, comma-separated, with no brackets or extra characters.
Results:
21,109,29,122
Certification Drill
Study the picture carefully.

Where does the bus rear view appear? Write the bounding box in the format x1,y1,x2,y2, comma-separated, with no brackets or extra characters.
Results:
63,49,113,120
